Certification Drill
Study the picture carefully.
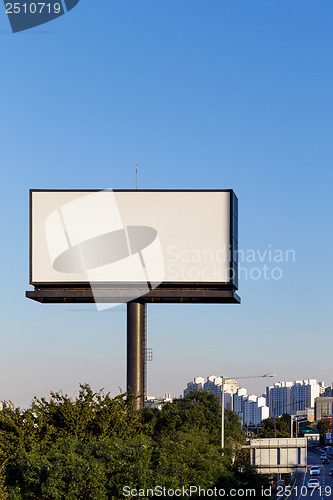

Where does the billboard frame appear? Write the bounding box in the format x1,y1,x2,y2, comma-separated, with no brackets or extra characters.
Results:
27,189,240,304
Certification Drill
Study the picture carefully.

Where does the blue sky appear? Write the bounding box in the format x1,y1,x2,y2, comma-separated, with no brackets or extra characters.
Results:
0,0,332,407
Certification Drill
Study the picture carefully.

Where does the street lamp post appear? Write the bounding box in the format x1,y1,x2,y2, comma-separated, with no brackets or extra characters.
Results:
220,373,276,449
291,414,294,438
293,415,307,438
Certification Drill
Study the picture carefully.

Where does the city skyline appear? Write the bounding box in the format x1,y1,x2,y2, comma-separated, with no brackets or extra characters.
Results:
0,1,332,408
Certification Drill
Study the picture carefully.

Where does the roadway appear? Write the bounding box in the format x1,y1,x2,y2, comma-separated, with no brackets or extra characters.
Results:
286,449,333,499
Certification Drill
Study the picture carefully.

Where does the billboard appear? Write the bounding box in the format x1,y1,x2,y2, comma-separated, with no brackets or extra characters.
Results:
28,189,239,304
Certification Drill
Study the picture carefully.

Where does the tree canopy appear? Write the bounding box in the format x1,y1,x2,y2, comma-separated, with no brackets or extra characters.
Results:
0,385,270,499
317,418,331,444
257,414,292,439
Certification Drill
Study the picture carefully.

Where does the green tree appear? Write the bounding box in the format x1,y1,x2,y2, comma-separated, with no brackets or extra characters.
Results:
224,408,245,447
6,436,155,500
0,460,8,500
0,386,270,499
317,418,331,444
146,389,245,449
258,414,291,438
150,389,221,441
28,384,147,442
215,459,271,498
153,428,231,490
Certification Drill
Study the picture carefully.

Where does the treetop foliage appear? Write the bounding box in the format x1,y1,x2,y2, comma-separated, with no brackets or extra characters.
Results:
0,385,270,499
257,414,292,439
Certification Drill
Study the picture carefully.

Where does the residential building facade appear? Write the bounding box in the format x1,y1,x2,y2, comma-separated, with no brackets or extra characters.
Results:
314,397,333,421
145,394,172,410
184,375,238,409
267,380,324,417
233,388,269,426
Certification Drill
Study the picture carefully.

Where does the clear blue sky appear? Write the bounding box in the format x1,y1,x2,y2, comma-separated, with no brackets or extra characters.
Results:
1,0,332,408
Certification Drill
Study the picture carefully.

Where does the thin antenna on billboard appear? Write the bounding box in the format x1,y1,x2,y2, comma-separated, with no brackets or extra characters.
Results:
136,163,138,190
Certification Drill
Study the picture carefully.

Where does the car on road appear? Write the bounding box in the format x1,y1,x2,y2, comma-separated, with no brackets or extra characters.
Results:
309,466,321,475
307,478,320,489
329,468,333,476
320,454,327,460
322,457,330,464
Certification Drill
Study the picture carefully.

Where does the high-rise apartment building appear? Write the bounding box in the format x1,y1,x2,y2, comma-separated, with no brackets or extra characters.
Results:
267,380,324,416
233,388,269,426
266,381,292,416
324,385,333,398
314,397,333,420
184,378,269,425
184,375,238,409
185,376,205,392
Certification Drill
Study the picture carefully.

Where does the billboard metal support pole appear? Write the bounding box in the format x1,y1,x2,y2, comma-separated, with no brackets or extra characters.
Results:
127,301,145,410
